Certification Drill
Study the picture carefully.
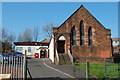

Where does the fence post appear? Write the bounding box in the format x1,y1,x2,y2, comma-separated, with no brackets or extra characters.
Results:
104,61,107,79
104,58,110,79
86,61,89,80
118,63,120,78
24,50,27,80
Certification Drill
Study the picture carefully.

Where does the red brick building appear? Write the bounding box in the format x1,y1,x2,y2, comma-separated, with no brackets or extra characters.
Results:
50,5,112,63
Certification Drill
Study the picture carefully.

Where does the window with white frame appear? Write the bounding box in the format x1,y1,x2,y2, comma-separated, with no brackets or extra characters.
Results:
28,47,31,53
16,47,19,52
19,47,23,52
16,47,23,52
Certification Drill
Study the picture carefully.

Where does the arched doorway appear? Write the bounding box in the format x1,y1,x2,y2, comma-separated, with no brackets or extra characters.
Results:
57,36,66,53
40,49,47,58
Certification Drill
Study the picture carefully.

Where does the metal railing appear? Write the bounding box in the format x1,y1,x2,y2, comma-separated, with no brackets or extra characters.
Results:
0,56,24,79
0,51,28,80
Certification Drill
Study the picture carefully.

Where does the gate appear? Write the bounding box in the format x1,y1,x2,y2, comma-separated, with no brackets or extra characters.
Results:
0,51,27,79
73,57,120,79
104,59,120,79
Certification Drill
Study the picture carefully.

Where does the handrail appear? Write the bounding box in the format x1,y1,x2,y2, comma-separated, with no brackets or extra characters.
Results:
68,49,73,63
56,49,59,65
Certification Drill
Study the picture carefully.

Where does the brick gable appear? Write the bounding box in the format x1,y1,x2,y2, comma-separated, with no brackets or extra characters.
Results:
53,5,112,63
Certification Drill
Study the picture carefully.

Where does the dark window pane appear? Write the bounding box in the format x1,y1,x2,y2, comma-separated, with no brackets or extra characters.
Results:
80,21,84,45
88,27,92,45
71,27,76,45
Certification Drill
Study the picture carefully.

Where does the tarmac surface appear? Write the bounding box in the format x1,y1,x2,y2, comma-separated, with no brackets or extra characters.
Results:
27,58,86,80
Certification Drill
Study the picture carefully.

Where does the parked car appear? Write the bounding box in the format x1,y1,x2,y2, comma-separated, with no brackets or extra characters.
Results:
0,53,4,63
9,52,24,64
0,53,8,64
10,52,23,57
3,53,13,63
2,52,23,64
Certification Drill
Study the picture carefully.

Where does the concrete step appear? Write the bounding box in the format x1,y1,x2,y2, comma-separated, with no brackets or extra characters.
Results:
63,54,71,65
59,54,65,65
58,53,71,65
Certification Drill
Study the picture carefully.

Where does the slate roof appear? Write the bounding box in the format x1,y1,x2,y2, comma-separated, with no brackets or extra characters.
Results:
14,42,49,46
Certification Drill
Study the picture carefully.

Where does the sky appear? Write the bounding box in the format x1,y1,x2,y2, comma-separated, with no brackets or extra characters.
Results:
2,2,119,41
1,0,119,2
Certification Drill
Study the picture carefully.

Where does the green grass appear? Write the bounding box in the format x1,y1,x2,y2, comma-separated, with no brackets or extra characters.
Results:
73,63,120,78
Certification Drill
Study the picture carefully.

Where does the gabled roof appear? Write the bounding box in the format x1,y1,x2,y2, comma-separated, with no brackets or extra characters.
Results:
14,42,49,46
14,39,50,46
41,39,50,43
57,5,107,30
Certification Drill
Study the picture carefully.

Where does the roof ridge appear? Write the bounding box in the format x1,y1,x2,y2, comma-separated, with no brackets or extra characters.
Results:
57,5,109,30
57,5,84,29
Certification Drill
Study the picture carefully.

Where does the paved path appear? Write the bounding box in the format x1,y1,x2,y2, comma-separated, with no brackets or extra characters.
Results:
27,58,86,80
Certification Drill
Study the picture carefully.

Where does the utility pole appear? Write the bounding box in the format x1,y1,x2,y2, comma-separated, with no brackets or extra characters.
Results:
24,50,27,80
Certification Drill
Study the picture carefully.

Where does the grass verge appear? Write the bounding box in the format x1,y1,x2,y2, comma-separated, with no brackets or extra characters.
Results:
73,63,120,78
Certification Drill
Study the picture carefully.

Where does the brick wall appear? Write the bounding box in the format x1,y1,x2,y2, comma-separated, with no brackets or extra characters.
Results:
53,5,112,63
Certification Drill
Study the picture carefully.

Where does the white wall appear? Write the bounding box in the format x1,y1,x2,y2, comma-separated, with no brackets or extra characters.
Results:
49,34,54,62
15,45,48,57
15,46,40,56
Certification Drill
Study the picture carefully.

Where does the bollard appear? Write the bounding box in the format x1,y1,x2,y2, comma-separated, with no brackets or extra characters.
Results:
86,61,89,80
24,50,27,80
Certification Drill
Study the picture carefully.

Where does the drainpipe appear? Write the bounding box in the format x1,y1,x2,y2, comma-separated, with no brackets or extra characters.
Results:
39,49,41,58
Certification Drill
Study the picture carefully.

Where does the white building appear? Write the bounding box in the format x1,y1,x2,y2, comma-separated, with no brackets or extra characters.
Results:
14,39,49,58
112,38,120,47
112,38,120,53
49,34,54,62
48,34,67,63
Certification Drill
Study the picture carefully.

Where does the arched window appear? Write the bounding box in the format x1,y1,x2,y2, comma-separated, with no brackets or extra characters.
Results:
80,21,84,45
71,27,76,45
88,27,92,45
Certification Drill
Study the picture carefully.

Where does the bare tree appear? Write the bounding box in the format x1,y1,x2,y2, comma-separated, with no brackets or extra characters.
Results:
2,27,8,42
1,28,16,52
18,28,33,42
43,23,54,40
2,40,11,53
17,33,23,42
0,27,2,53
2,28,9,52
0,27,2,41
33,26,40,42
7,33,16,49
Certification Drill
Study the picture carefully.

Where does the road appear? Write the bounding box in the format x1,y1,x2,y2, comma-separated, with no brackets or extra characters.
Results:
27,58,75,80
